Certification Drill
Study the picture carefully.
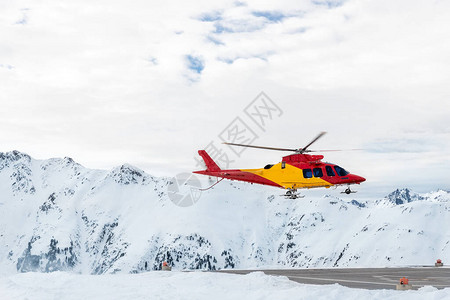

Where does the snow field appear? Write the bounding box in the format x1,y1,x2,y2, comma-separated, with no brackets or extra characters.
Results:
1,271,450,300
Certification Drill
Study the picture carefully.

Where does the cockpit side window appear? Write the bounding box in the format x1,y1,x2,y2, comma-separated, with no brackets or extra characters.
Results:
313,168,323,178
303,168,312,178
326,165,335,176
334,165,349,176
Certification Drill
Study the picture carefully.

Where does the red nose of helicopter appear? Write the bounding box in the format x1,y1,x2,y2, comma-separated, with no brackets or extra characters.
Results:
351,174,366,184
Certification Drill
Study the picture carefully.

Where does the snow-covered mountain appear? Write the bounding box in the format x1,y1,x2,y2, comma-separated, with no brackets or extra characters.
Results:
0,151,449,274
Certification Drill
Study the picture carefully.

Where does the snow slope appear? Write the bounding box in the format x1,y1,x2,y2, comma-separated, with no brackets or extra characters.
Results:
0,151,449,274
1,271,449,300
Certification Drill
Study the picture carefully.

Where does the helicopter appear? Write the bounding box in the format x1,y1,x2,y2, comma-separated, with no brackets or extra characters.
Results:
193,132,365,199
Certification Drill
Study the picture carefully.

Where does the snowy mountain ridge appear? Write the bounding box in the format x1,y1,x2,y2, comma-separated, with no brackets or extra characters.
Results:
0,150,449,275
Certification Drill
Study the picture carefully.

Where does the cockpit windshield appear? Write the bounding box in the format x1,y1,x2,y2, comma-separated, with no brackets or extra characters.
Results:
334,165,349,176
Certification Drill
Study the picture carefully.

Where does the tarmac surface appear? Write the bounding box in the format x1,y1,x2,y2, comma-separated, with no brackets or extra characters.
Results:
219,267,450,290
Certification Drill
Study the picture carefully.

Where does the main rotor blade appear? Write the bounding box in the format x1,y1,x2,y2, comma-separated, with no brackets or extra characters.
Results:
307,149,363,152
223,142,297,152
299,131,327,153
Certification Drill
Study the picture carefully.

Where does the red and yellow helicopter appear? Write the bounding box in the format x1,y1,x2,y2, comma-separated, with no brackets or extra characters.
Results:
194,132,365,198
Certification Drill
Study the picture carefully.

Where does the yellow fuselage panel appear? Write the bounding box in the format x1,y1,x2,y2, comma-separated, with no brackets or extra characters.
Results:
242,163,332,189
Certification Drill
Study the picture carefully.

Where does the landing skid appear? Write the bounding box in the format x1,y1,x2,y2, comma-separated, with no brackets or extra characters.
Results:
282,189,304,199
341,187,357,195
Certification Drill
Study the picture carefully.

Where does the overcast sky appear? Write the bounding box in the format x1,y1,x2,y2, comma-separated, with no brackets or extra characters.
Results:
1,0,449,196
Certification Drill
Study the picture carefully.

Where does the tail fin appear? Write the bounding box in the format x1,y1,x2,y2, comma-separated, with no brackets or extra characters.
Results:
197,150,221,172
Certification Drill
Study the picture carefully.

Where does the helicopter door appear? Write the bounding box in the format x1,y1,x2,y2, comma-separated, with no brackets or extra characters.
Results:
325,165,335,177
313,168,323,178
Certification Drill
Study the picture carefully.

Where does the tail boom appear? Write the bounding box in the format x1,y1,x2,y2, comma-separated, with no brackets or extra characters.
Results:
193,150,282,188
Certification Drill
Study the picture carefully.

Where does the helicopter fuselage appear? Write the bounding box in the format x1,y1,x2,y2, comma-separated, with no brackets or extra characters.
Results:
194,151,366,190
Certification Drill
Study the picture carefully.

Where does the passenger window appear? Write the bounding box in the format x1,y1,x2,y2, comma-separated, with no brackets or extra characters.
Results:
303,169,312,178
334,166,349,176
326,166,335,176
281,162,286,169
313,168,323,178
